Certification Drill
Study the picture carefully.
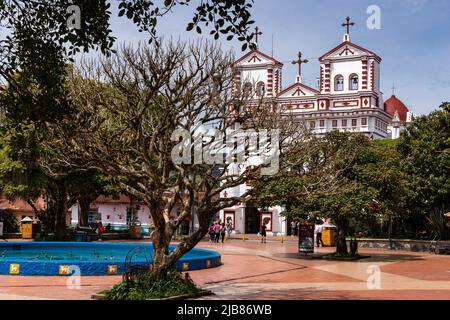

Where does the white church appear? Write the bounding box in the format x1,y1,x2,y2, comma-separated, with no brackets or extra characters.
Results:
219,18,414,236
69,18,414,237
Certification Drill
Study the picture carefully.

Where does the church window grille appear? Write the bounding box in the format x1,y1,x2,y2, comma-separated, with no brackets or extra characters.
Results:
335,75,344,91
342,119,347,127
332,120,338,128
349,74,359,90
319,120,325,127
352,119,357,127
362,118,367,126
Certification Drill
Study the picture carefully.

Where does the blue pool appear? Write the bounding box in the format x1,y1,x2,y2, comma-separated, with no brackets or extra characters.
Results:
0,242,221,276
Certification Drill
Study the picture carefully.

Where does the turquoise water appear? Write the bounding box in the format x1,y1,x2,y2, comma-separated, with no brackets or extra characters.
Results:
0,243,152,262
0,242,221,275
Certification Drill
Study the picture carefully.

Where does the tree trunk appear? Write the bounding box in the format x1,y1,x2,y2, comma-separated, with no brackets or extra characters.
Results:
144,211,210,282
149,225,173,279
54,182,68,241
78,195,93,227
335,219,349,255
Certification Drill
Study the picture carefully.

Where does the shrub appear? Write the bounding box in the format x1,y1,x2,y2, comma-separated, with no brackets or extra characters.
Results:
104,268,201,300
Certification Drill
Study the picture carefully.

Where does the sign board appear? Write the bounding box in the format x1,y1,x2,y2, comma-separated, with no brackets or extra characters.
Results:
0,222,3,237
224,211,235,230
260,212,273,231
298,224,314,254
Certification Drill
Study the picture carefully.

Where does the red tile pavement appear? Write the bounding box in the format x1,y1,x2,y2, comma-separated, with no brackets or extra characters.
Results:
380,256,450,281
0,239,449,300
201,289,450,300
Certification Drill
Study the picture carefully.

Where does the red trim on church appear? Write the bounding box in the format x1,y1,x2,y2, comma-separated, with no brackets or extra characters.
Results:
267,68,273,97
319,41,382,62
234,49,283,66
370,62,375,91
277,82,319,97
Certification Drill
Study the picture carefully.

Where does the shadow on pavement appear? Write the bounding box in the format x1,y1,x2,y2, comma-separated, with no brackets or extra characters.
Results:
272,252,425,262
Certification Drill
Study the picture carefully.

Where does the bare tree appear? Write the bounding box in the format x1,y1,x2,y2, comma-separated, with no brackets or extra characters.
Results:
43,40,312,281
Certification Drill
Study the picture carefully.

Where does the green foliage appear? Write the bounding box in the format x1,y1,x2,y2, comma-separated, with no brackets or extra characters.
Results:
104,268,201,300
254,131,407,251
398,102,450,211
0,1,115,59
256,131,401,225
118,0,255,48
397,102,450,239
0,209,20,233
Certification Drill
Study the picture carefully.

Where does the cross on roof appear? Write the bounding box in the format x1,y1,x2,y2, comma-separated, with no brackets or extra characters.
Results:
342,16,355,34
392,83,396,95
291,51,309,77
251,26,263,48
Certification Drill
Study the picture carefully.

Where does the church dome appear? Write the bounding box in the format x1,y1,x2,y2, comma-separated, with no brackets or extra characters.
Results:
384,95,409,122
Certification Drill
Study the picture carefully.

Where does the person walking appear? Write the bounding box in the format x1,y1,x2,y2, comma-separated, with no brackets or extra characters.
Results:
260,222,267,243
208,224,215,242
213,221,221,243
226,218,233,237
220,223,226,243
315,222,324,247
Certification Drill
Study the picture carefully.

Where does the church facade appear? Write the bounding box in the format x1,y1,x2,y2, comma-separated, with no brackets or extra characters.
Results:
219,21,413,236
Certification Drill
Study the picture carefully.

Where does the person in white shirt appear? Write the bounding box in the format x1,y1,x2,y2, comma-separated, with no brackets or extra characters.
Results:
314,222,324,247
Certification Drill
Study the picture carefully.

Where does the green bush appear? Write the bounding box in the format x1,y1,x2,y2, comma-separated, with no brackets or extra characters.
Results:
0,209,19,233
104,268,201,300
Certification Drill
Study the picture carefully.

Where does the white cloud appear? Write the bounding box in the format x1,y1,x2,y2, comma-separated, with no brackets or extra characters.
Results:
402,0,428,12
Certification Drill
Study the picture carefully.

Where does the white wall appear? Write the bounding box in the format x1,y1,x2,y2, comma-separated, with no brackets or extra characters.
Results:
330,60,362,94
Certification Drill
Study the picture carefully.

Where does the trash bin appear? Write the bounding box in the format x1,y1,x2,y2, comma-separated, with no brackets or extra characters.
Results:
74,231,88,242
21,217,33,239
32,222,41,240
322,227,336,247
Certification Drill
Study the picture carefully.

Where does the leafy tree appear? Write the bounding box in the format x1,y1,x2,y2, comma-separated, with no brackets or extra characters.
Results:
118,0,256,49
0,0,256,240
255,131,405,254
0,69,116,237
397,102,450,240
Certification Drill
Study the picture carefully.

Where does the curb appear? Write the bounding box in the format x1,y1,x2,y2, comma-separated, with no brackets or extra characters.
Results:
91,289,213,300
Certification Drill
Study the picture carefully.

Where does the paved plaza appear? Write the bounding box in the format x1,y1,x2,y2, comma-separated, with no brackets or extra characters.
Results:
0,239,449,300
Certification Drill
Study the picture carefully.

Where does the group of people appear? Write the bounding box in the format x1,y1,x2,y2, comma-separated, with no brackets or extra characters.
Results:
208,219,233,243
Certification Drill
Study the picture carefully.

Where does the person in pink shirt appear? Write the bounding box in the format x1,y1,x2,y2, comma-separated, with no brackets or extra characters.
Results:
213,221,221,243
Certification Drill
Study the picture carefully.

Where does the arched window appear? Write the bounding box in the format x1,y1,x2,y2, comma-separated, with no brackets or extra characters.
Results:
243,82,253,96
256,82,265,97
334,75,344,91
349,74,359,90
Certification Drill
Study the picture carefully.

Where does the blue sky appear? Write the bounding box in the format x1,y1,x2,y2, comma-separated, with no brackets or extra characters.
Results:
106,0,450,115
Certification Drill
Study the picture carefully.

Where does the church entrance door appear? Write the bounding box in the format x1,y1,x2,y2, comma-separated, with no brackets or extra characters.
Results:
245,207,260,234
